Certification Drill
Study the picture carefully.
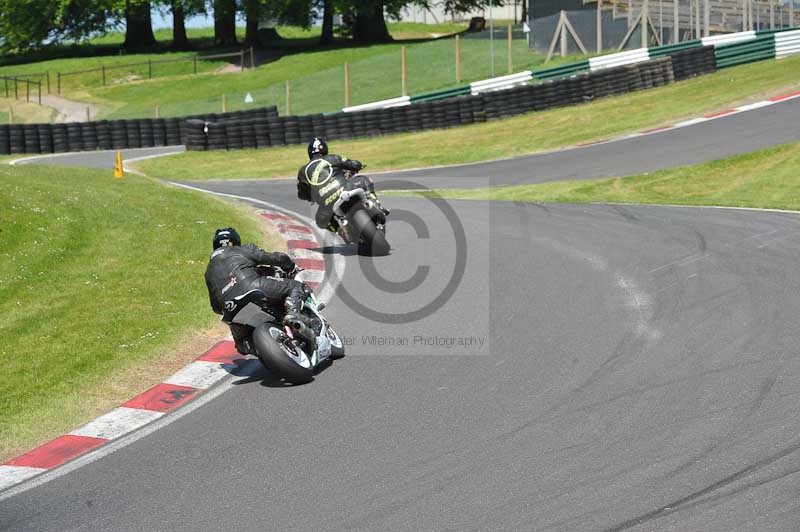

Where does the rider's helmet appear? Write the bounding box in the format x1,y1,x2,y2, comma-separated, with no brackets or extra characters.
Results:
212,227,241,250
307,137,328,159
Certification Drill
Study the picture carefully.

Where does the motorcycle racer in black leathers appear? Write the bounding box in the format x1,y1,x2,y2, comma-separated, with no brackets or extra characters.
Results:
204,227,311,355
296,137,389,232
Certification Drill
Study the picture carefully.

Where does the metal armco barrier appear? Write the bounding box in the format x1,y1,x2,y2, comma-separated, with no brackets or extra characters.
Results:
532,60,590,81
702,31,757,47
775,29,800,59
714,34,776,69
343,96,411,113
470,71,534,95
410,86,471,103
588,48,650,71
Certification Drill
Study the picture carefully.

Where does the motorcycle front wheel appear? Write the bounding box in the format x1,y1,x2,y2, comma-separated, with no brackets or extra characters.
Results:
327,325,346,359
252,323,314,384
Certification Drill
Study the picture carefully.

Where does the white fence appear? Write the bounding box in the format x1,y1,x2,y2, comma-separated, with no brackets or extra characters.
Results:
588,47,651,70
775,28,800,58
470,71,533,94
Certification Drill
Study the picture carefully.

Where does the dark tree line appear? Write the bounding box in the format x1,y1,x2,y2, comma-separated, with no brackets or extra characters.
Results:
0,0,498,53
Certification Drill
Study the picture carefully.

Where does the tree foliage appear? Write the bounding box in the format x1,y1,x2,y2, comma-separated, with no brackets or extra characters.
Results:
0,0,115,52
0,0,498,55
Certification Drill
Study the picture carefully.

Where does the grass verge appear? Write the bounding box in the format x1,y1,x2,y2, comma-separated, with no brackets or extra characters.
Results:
387,141,800,210
0,165,283,462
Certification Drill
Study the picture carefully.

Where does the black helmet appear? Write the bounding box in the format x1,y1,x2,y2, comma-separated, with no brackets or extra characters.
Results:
212,227,241,250
307,137,328,159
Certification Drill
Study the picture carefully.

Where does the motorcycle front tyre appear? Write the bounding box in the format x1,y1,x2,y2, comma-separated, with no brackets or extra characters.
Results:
327,325,346,359
252,323,314,384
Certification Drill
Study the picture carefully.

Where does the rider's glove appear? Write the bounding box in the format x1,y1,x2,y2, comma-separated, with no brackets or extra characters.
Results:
280,255,297,272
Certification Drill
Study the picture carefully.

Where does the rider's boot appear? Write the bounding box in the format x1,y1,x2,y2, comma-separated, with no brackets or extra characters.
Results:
230,324,255,355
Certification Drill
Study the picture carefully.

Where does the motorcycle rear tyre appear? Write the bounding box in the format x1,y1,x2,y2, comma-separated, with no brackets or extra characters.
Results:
351,207,390,256
252,323,314,384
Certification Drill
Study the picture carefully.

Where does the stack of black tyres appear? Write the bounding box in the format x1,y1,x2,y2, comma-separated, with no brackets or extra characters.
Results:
164,118,182,146
124,119,141,149
8,125,24,154
296,114,314,142
224,120,243,150
184,118,208,151
37,124,53,153
283,116,301,145
470,94,487,123
79,122,97,151
22,125,39,154
309,113,327,139
455,95,473,125
110,120,128,149
51,124,68,153
138,118,154,148
589,68,622,99
377,108,394,133
66,123,82,152
350,111,368,138
266,117,285,146
151,119,166,147
335,112,353,138
0,126,9,155
623,63,644,92
239,119,256,149
95,121,112,150
670,46,717,81
254,120,270,148
205,121,227,150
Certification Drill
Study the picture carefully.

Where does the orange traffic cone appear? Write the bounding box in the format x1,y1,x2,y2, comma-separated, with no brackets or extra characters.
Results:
114,150,124,178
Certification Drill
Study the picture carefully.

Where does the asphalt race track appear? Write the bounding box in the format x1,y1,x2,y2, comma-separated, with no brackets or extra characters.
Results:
3,97,800,532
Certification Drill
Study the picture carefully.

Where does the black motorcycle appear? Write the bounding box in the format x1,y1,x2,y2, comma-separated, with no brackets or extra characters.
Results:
221,267,344,384
332,169,390,256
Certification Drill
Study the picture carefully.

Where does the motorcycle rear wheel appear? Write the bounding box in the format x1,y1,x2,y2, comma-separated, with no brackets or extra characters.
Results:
252,323,314,384
351,207,390,256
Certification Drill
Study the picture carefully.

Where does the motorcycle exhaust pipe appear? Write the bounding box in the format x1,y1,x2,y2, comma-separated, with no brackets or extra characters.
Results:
291,320,317,346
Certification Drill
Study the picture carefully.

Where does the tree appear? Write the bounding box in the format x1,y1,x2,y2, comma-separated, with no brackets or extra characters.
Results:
151,1,207,49
214,0,237,46
351,0,391,42
338,0,503,43
123,0,157,50
319,0,334,44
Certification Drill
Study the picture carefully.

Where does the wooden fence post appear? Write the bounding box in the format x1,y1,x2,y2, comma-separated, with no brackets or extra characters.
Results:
344,63,350,108
508,23,513,73
401,46,407,96
455,35,461,83
285,80,291,115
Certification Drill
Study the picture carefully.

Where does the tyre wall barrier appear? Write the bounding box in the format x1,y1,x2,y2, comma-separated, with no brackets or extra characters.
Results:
186,57,677,152
0,105,278,155
669,46,717,81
